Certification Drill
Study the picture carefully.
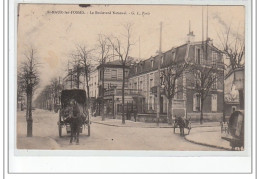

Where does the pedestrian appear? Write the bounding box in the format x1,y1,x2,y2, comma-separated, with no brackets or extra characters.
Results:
133,107,137,122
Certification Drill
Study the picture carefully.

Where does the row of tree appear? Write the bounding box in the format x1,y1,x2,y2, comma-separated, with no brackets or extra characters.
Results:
30,24,134,124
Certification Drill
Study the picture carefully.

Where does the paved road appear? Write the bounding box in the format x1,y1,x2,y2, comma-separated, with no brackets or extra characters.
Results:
17,109,223,150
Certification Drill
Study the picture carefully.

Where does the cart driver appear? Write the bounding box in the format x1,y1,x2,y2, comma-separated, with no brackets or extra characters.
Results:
69,99,81,144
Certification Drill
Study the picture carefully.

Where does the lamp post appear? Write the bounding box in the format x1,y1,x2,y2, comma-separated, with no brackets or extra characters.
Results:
26,72,36,137
156,22,162,126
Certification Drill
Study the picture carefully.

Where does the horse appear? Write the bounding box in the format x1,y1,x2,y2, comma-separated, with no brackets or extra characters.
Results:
69,101,83,144
173,116,191,136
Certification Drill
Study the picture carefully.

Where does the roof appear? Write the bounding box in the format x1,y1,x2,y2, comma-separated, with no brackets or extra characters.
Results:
129,44,187,77
106,60,122,65
97,59,130,69
129,40,223,77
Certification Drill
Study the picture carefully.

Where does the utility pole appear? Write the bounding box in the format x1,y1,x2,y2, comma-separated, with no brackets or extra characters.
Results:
157,22,162,126
206,5,208,62
69,69,73,89
139,36,141,61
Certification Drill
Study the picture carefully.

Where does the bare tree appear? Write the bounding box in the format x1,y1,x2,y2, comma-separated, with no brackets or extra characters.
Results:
161,61,189,124
217,24,245,70
188,63,223,124
71,44,93,101
96,34,112,121
69,44,94,127
17,47,40,136
108,23,135,124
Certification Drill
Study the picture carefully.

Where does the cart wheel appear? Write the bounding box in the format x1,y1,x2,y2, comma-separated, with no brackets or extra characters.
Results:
87,124,90,136
58,110,62,137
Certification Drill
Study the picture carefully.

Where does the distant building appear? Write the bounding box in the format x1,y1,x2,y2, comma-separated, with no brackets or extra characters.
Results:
89,60,131,116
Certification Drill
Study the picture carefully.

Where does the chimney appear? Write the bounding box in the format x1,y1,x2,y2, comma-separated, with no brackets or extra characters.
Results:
187,21,195,43
187,31,195,43
207,37,213,46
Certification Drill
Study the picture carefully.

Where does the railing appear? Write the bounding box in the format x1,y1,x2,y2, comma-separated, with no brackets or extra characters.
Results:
104,88,143,96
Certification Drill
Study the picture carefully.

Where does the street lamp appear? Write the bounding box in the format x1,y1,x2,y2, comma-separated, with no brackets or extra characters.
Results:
26,72,36,137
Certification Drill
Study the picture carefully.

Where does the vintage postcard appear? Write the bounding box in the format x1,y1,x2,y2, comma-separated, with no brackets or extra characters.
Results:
16,4,246,152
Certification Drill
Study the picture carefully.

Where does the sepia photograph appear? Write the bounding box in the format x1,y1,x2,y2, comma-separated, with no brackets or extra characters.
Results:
16,4,245,151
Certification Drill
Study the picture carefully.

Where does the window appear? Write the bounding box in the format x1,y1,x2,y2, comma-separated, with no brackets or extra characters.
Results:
212,51,217,66
151,60,154,68
161,56,164,64
194,71,201,87
172,52,176,61
134,82,137,89
111,70,117,79
212,73,217,89
150,78,153,89
195,47,204,64
196,48,200,64
139,81,143,90
193,93,201,111
174,79,178,99
211,94,217,112
149,96,153,110
125,70,128,77
100,69,103,80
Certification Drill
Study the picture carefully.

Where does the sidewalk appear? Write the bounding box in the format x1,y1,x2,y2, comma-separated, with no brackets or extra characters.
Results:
91,116,232,150
184,126,232,150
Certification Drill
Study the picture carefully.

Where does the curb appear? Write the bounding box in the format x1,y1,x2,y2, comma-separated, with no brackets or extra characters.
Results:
92,121,219,129
184,135,231,151
92,121,173,128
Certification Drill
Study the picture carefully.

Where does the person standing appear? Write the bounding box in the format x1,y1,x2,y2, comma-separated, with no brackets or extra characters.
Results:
69,99,81,144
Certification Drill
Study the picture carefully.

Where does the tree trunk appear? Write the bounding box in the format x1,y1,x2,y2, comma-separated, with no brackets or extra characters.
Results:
168,98,173,124
27,86,33,137
122,65,125,124
77,67,80,89
83,63,90,117
26,88,29,120
200,99,204,124
101,67,105,121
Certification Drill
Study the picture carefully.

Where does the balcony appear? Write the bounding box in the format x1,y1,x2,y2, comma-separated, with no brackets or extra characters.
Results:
104,88,143,96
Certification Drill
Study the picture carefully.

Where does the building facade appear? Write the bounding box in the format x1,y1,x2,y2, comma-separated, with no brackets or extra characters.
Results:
89,60,131,116
128,34,224,121
87,34,224,122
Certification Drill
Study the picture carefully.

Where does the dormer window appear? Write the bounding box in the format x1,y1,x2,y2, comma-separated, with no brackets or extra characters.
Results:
161,56,164,64
172,52,176,61
151,59,154,68
195,47,204,64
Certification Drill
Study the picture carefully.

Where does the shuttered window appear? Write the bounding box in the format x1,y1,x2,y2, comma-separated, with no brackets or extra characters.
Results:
211,94,217,112
193,93,201,111
111,70,117,79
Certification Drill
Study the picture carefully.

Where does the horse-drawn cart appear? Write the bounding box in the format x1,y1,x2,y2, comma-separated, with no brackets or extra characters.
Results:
221,110,244,150
57,89,90,137
173,116,192,136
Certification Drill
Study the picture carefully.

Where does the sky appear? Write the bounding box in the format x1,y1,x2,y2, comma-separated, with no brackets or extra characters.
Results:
17,4,245,97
